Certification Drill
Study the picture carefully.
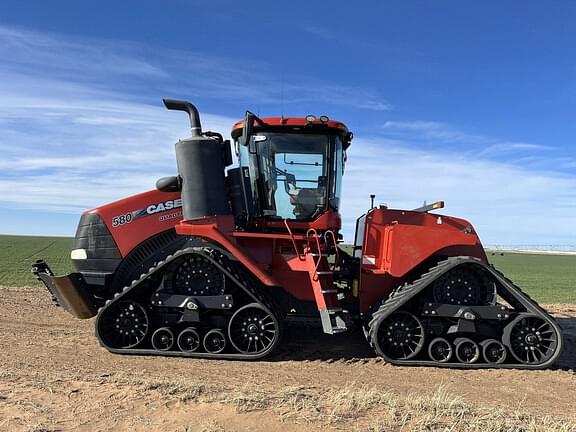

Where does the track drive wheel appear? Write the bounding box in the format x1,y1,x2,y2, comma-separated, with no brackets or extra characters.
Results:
164,254,225,296
227,303,280,356
431,265,495,306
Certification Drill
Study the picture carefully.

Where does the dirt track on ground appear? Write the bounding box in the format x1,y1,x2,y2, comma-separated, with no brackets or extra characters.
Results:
1,286,575,431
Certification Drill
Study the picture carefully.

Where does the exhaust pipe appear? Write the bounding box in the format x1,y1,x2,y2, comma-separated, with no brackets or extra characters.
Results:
163,98,202,137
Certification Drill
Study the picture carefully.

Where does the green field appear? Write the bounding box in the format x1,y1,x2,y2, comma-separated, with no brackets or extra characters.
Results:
487,251,576,304
1,235,575,304
0,235,74,287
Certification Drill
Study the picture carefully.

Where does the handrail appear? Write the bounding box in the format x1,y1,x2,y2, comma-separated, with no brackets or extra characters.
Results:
306,228,323,278
306,229,322,257
325,230,340,270
284,219,304,260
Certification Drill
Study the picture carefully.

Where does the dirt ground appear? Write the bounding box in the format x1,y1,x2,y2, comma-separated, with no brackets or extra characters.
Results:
0,286,575,431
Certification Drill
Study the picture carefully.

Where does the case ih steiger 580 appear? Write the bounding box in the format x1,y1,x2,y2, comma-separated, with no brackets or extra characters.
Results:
33,100,562,368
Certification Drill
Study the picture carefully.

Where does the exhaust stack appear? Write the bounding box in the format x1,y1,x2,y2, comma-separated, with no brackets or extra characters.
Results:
163,98,203,137
162,99,229,220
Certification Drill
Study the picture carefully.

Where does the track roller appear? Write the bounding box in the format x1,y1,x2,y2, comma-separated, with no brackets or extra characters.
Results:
203,329,226,353
177,328,201,353
151,327,175,351
428,337,453,363
454,338,480,364
480,339,507,365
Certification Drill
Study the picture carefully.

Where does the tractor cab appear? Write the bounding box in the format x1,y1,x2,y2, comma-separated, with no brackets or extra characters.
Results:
230,113,352,230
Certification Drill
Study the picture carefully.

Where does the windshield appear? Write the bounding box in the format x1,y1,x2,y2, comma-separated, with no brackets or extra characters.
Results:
255,132,340,220
236,131,344,221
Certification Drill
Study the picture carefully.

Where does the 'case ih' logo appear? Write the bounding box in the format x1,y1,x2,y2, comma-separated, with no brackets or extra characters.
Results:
146,199,182,215
112,199,183,228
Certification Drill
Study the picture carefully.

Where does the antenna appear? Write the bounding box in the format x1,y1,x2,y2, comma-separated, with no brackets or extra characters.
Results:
370,194,376,209
281,75,285,119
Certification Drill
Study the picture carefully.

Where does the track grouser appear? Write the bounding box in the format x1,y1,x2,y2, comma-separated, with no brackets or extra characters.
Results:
33,100,563,368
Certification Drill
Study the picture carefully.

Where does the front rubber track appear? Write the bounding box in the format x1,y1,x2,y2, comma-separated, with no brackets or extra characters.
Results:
94,244,282,361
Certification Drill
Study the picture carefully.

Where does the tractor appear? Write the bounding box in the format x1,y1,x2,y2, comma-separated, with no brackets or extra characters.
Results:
33,99,562,368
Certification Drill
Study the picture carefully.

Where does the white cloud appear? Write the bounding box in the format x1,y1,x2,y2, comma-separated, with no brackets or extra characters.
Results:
0,24,391,114
0,25,168,82
341,137,576,244
382,121,551,150
380,120,566,172
0,82,236,212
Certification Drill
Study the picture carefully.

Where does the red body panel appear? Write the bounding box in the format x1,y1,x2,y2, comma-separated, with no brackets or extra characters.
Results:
358,208,487,312
176,216,320,302
86,189,183,257
85,190,487,315
175,208,487,314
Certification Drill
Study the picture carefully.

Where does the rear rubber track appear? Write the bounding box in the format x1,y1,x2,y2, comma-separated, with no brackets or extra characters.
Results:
367,256,563,369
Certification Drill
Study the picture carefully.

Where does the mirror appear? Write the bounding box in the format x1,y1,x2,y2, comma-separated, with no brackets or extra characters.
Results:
242,111,257,154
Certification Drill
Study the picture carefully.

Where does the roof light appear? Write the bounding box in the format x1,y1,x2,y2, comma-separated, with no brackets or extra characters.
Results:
319,115,329,123
305,115,316,122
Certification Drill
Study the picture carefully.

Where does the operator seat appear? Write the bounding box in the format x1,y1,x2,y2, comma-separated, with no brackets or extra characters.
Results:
289,188,324,219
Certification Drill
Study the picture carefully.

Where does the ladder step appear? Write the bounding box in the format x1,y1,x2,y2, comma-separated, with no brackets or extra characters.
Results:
316,271,333,275
319,309,348,334
321,289,338,294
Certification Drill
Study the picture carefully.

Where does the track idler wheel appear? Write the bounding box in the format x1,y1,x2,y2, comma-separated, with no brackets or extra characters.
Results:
97,300,149,349
151,327,175,351
504,314,560,365
428,337,453,363
454,338,480,364
203,329,226,353
177,328,201,353
480,339,507,365
227,303,280,355
373,311,425,360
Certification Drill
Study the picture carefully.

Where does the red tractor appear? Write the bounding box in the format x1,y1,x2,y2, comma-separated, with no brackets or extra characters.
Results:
33,99,562,368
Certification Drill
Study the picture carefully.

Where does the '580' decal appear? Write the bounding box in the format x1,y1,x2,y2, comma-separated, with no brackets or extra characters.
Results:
111,199,183,228
112,213,133,227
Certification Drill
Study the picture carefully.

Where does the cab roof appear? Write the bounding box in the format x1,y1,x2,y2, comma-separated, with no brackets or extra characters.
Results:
231,117,352,148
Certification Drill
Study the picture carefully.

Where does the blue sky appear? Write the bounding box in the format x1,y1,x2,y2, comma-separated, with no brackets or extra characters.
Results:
0,1,575,245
